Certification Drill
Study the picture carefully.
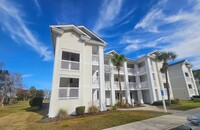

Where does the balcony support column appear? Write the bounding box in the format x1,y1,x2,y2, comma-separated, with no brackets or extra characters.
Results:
145,57,157,103
135,64,144,104
109,59,116,106
98,46,106,111
124,61,131,104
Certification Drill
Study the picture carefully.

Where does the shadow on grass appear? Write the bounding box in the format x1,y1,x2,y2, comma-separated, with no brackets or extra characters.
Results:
22,103,49,119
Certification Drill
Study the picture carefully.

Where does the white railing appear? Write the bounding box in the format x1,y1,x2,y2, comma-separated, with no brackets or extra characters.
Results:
92,79,99,88
129,82,137,89
141,81,148,88
61,60,79,70
105,81,111,90
104,65,110,73
113,66,124,73
114,81,125,90
92,54,99,62
127,68,136,74
162,73,166,79
189,89,194,94
139,66,146,73
58,87,79,98
186,77,191,82
154,81,157,88
151,65,154,71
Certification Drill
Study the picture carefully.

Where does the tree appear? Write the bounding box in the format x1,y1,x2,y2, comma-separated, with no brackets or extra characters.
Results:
111,53,126,105
155,51,177,105
29,86,37,98
0,70,10,106
193,70,200,81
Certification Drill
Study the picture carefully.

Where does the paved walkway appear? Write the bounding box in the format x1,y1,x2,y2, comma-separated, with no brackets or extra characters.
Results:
105,105,200,130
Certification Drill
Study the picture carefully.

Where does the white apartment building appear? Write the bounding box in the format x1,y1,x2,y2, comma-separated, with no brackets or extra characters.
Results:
48,24,173,117
169,60,199,100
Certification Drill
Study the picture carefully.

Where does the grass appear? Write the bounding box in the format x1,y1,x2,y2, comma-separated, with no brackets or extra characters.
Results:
158,100,200,111
0,101,166,130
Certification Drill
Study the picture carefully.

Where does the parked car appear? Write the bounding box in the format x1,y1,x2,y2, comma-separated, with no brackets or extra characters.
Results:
186,114,200,130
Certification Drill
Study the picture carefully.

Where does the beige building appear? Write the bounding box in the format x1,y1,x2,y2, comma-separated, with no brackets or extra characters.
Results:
48,24,173,118
169,60,199,100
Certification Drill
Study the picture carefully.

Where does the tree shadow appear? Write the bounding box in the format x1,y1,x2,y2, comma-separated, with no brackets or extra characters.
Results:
22,102,49,118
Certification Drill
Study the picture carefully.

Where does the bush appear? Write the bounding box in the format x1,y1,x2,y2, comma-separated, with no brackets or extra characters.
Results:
152,99,179,106
76,106,85,115
29,97,43,109
193,98,200,102
88,105,99,114
111,105,117,111
58,109,68,118
192,95,200,98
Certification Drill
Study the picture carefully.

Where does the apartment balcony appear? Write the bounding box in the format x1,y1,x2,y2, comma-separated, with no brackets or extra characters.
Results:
104,65,110,73
92,54,99,64
189,89,194,94
92,79,99,88
105,81,111,90
129,82,137,90
113,66,124,73
61,60,80,70
139,66,146,74
114,81,126,90
127,68,136,75
141,81,148,88
186,77,191,82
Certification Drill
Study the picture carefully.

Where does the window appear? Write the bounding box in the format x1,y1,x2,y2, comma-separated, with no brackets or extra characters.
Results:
152,73,156,80
62,51,80,62
185,72,189,77
116,92,119,99
58,77,79,98
188,84,192,89
61,51,80,70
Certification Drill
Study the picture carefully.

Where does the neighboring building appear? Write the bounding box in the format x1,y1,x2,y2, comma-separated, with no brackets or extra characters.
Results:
169,60,199,100
48,24,173,118
193,69,200,94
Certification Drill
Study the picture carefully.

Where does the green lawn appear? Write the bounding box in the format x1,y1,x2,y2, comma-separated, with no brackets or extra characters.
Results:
0,101,166,130
158,100,200,111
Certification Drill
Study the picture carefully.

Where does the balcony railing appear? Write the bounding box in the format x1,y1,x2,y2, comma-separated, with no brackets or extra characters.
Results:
61,60,80,70
189,89,194,94
129,82,137,89
92,54,99,63
141,81,148,88
114,81,125,90
186,77,191,82
58,87,79,98
127,68,136,74
139,66,146,73
104,65,110,73
105,81,111,90
92,79,99,88
113,66,124,73
161,73,166,79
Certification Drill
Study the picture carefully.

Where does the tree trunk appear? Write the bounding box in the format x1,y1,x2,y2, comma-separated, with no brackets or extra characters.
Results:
1,96,4,107
117,69,123,106
165,70,171,105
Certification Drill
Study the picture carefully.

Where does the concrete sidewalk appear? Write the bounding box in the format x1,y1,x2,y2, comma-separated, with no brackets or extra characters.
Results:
105,107,200,130
105,115,186,130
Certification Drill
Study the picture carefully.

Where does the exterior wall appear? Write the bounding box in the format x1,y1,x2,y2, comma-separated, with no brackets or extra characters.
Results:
49,31,93,117
168,62,199,100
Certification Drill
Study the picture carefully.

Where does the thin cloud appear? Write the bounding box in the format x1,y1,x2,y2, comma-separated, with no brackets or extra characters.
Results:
132,0,200,68
22,74,33,78
0,0,52,61
93,0,124,34
34,0,42,13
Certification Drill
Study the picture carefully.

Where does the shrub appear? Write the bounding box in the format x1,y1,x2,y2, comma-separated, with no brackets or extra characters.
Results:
76,106,85,115
58,109,68,118
192,95,200,98
88,105,99,114
29,97,43,109
111,105,117,111
152,100,179,106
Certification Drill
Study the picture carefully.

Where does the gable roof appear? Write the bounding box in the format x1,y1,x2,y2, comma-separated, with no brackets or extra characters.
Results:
169,60,192,67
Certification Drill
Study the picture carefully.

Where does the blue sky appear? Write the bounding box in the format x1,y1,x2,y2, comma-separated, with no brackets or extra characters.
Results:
0,0,200,90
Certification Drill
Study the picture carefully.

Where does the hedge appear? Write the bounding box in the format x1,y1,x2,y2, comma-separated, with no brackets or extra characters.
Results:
76,106,85,115
152,99,179,106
